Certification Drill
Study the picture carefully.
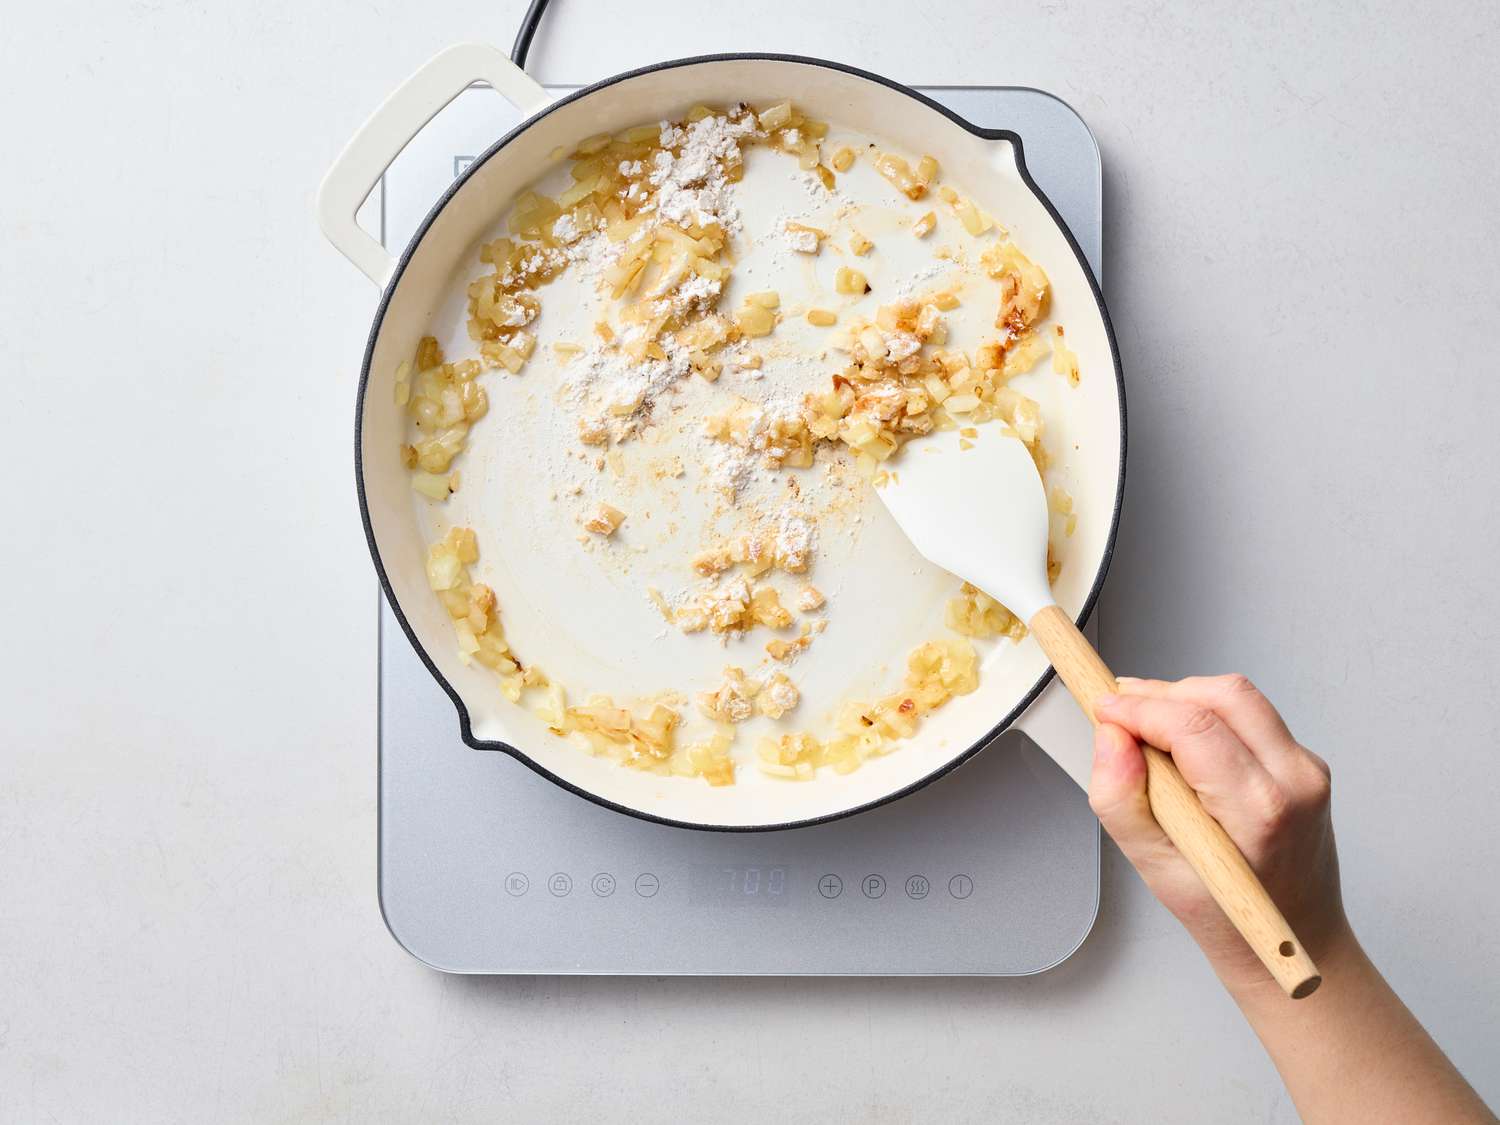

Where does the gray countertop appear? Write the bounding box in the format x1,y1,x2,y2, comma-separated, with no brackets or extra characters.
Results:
3,1,1497,1120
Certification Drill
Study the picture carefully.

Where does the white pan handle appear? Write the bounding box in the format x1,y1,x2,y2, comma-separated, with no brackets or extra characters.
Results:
1011,674,1096,790
1010,613,1101,790
317,42,552,288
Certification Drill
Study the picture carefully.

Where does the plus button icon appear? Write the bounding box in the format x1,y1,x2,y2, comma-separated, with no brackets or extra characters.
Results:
818,873,844,899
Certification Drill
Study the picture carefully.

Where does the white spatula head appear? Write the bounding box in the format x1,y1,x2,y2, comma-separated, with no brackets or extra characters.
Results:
875,424,1054,624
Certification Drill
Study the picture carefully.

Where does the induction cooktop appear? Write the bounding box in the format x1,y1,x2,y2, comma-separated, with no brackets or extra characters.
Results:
372,81,1105,975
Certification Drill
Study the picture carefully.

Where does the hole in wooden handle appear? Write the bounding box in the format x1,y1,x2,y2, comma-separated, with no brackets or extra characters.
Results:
1278,941,1295,957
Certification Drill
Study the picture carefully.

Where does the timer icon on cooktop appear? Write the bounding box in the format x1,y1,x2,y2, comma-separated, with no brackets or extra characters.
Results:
591,873,616,897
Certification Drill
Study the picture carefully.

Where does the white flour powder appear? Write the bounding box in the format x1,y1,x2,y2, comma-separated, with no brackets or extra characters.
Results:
648,114,758,233
560,337,693,433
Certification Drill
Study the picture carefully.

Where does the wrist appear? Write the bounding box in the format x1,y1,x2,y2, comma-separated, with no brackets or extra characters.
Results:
1220,916,1364,1012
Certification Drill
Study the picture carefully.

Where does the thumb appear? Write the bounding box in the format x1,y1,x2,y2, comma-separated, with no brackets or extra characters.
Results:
1089,722,1174,872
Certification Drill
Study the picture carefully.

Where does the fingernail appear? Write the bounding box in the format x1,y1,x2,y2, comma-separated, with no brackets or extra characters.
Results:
1095,693,1120,709
1115,676,1140,687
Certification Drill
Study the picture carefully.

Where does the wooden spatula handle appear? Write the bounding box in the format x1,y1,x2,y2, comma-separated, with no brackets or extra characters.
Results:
1028,605,1322,999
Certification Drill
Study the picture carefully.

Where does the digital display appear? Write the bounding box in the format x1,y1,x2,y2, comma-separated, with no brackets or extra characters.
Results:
689,864,792,907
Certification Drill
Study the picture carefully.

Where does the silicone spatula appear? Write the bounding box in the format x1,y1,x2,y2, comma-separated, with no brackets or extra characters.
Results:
876,423,1321,999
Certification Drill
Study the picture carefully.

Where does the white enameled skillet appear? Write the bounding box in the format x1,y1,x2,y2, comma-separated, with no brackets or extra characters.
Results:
318,42,1125,831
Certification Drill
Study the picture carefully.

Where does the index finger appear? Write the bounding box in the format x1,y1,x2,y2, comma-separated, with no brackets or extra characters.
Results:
1115,675,1304,779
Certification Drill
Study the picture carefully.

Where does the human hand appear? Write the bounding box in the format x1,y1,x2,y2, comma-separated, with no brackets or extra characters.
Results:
1090,675,1351,997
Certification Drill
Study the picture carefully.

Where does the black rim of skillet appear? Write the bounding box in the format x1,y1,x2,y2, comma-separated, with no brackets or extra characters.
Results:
355,52,1127,834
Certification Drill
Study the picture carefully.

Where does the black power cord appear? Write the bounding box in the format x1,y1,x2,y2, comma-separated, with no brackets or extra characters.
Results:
511,0,554,70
